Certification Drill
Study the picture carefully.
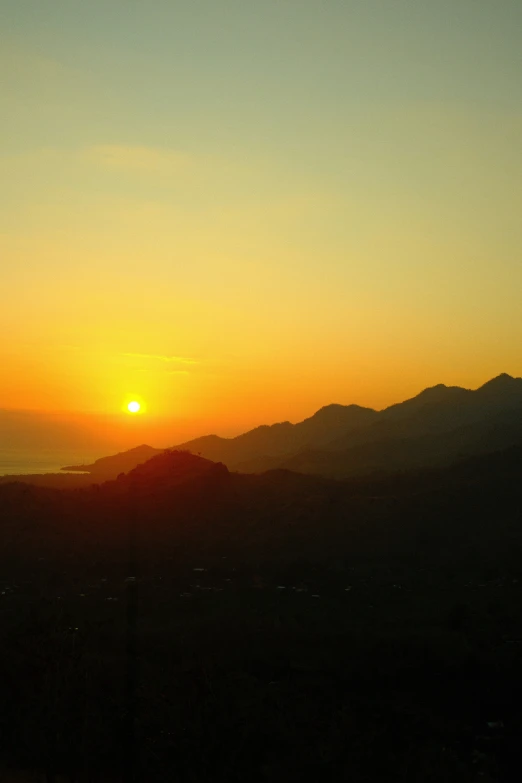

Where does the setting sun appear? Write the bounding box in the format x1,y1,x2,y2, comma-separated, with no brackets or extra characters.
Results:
127,401,141,414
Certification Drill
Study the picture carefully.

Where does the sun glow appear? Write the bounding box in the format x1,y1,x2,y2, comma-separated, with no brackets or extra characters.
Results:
127,401,141,414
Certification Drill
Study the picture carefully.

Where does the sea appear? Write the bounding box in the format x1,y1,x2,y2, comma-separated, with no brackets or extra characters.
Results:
0,450,101,475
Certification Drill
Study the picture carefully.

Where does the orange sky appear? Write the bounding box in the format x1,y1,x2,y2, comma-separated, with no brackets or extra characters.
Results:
1,1,521,448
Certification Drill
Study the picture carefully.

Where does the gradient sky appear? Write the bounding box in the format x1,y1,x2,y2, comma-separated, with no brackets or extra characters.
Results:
1,0,521,440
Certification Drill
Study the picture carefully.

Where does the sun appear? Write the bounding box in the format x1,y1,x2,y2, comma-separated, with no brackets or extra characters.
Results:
123,395,146,415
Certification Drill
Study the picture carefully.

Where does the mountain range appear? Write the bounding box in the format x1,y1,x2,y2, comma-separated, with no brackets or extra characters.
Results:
60,373,522,482
3,392,522,781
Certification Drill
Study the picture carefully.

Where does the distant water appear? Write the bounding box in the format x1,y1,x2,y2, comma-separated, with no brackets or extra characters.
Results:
0,450,99,475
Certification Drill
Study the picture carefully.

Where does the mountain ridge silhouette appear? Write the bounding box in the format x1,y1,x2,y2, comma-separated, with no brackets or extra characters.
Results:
59,373,522,480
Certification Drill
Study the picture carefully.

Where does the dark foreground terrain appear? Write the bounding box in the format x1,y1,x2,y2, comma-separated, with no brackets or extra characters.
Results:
1,448,522,782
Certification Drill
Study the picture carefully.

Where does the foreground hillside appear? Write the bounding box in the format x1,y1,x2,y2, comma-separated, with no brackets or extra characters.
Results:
1,449,522,781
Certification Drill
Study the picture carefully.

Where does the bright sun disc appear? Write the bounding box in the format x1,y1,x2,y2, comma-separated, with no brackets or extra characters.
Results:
127,401,141,413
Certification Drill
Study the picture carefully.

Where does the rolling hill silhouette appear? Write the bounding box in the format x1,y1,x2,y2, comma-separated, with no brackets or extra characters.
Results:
59,373,522,482
4,442,522,571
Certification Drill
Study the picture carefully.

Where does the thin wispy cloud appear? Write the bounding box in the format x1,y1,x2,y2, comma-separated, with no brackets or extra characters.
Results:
121,352,198,365
84,145,192,174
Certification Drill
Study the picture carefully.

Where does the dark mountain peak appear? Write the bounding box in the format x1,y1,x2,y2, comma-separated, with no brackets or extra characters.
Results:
297,404,378,446
300,404,375,429
125,443,159,455
416,383,468,401
474,374,522,406
421,383,447,392
421,382,465,394
383,383,469,419
179,434,227,447
238,421,293,438
477,373,517,391
126,449,228,486
312,403,374,417
171,404,379,469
